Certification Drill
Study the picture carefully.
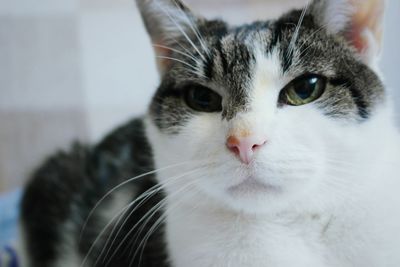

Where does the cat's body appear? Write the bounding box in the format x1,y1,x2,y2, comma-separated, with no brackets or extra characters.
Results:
21,119,169,267
20,0,400,266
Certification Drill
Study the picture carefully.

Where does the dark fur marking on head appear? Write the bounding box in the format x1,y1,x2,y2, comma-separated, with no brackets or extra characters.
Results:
148,4,385,133
331,77,369,119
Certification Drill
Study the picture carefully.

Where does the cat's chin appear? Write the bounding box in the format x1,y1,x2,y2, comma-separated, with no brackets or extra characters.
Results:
221,192,291,215
208,176,291,214
227,176,282,196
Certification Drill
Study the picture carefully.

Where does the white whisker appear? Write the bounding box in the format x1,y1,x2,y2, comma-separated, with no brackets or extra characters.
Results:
287,2,309,58
153,43,200,63
172,0,210,58
154,1,207,62
130,181,201,266
99,167,206,263
95,184,163,265
103,170,207,266
156,55,199,71
80,203,132,267
79,160,203,241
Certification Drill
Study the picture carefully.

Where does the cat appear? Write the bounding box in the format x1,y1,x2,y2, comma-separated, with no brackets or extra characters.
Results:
19,0,400,266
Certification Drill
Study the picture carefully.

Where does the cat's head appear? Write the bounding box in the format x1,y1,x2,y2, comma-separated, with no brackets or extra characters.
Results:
138,0,390,213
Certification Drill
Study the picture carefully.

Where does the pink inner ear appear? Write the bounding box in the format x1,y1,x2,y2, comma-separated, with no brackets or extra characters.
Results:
153,41,174,73
155,45,172,69
346,0,384,54
347,19,369,53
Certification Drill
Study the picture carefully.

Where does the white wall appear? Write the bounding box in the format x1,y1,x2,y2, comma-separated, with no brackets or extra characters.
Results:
79,1,158,141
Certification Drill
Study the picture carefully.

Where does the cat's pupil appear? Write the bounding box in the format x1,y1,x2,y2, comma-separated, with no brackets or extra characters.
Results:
192,89,212,107
294,77,318,99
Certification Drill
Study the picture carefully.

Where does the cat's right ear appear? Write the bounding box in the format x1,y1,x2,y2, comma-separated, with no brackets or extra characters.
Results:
136,0,206,75
309,0,385,67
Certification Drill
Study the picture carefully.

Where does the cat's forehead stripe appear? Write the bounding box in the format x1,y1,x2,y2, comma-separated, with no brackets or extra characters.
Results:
215,32,256,120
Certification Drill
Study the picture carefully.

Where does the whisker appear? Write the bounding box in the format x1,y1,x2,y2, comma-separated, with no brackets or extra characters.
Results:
156,55,199,71
80,202,133,267
129,180,202,266
95,184,164,265
286,2,309,59
163,35,198,58
103,170,207,266
79,160,203,241
99,167,207,263
154,0,207,62
172,0,210,58
153,43,200,63
186,68,208,79
297,24,327,50
298,24,330,59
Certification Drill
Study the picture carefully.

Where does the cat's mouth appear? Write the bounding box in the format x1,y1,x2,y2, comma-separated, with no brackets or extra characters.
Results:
227,176,281,195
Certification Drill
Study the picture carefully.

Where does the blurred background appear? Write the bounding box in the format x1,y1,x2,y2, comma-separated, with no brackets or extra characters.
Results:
0,0,399,194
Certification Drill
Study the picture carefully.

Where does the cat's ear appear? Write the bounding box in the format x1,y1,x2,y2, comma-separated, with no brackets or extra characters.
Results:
136,0,205,74
310,0,385,66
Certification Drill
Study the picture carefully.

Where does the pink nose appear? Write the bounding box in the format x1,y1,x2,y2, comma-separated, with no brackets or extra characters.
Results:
226,135,267,164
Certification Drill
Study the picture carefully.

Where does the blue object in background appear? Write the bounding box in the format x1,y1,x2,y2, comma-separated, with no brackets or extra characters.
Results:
0,189,22,248
0,246,19,267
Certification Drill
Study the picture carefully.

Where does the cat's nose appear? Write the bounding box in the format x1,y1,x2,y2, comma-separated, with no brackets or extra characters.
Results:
226,135,267,164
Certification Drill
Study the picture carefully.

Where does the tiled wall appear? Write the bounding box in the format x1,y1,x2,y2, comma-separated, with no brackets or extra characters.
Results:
0,0,88,191
0,0,399,192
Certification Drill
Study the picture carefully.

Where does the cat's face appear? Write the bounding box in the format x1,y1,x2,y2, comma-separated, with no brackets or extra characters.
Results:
139,0,387,213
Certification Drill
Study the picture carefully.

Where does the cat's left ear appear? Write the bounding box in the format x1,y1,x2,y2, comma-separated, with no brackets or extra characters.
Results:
310,0,385,66
136,0,206,75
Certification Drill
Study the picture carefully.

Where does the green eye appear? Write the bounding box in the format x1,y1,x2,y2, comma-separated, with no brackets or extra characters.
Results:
281,75,327,106
183,84,222,112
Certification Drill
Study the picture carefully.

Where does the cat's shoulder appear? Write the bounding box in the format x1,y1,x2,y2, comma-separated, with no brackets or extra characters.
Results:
19,116,160,267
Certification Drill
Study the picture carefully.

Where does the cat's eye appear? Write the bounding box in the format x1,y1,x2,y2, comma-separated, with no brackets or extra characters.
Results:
280,75,327,106
183,85,222,112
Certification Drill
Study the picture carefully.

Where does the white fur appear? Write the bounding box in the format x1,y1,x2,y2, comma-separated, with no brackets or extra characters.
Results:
145,42,400,266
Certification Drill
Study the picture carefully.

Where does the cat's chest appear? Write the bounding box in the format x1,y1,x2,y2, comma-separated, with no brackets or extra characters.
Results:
166,208,329,267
